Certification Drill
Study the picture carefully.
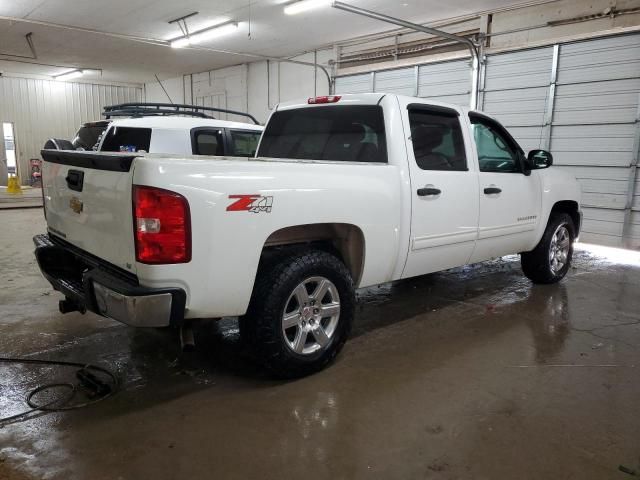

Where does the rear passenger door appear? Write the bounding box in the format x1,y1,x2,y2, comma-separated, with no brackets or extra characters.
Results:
400,102,480,279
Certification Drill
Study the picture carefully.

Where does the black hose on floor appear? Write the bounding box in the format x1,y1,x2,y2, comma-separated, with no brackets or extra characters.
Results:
0,357,119,426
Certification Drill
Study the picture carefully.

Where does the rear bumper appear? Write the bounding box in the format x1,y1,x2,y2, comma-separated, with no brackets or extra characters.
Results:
33,234,185,327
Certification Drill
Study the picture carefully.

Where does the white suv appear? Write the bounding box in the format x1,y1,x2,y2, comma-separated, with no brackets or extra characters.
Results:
67,103,263,157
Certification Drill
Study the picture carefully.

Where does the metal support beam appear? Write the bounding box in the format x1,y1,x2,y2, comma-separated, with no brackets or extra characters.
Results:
622,94,640,248
541,44,560,151
331,1,481,109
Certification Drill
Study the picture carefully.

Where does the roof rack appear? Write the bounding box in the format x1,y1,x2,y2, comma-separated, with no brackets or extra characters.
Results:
103,103,260,125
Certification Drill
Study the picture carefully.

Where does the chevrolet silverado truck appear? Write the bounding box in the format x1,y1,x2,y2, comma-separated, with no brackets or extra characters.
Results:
34,93,582,377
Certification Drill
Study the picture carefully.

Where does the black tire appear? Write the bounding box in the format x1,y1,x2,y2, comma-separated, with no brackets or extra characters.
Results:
521,213,575,284
240,249,355,378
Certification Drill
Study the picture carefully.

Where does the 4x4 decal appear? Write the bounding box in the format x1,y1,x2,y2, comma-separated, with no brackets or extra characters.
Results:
227,194,273,213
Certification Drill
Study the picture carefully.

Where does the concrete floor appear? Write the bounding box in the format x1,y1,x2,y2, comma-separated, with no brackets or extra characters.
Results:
1,209,639,480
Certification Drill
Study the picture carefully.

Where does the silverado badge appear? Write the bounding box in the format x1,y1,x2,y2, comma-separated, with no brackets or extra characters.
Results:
69,196,83,214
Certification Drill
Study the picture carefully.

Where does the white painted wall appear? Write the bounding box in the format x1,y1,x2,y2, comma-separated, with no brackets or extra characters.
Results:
144,76,185,104
0,75,141,185
144,49,334,125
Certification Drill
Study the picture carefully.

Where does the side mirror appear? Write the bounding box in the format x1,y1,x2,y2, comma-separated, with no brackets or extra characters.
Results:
528,149,553,169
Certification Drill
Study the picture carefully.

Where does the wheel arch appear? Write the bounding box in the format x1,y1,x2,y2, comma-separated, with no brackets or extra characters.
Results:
261,223,366,286
550,200,581,236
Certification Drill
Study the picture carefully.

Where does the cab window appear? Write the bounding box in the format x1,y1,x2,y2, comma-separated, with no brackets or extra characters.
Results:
408,108,467,171
470,115,523,173
193,130,224,156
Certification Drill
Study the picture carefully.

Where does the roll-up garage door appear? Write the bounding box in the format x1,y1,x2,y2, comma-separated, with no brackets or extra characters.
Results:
480,33,639,249
334,32,640,249
552,34,640,248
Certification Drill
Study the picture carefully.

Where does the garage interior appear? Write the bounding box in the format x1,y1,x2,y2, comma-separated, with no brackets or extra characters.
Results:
1,0,640,478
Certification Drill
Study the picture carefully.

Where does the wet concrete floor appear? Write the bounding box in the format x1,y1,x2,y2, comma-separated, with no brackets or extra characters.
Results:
0,209,639,479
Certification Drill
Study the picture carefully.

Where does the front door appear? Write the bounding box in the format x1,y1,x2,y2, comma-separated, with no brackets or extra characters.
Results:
468,114,542,262
401,102,479,279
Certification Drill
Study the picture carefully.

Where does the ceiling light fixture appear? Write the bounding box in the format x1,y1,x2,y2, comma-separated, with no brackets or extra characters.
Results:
170,22,239,48
54,70,84,81
284,0,332,15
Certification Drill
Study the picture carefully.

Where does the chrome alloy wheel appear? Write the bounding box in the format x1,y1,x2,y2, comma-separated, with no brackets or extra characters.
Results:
549,224,571,275
282,277,341,355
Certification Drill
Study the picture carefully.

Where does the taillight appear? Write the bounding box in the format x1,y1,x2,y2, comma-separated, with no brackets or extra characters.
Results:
133,186,191,264
308,95,341,104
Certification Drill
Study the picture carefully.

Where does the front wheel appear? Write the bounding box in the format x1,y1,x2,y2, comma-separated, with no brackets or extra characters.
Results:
240,249,355,378
521,213,575,284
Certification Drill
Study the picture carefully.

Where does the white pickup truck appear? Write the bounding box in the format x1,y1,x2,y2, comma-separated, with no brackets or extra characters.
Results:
35,93,582,377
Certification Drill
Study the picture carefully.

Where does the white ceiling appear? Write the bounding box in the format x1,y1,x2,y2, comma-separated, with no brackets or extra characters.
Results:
0,0,545,84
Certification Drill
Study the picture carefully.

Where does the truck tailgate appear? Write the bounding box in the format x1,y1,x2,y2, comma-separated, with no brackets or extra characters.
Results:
41,150,138,273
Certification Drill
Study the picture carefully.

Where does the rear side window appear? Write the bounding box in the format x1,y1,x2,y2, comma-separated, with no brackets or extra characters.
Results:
193,130,224,156
72,125,108,150
100,127,151,152
409,109,467,171
229,130,261,157
257,105,387,163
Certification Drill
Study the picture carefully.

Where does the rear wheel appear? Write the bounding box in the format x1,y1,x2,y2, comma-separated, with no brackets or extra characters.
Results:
522,213,575,284
241,249,355,378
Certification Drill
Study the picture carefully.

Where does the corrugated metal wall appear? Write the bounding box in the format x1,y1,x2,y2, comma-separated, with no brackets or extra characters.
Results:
0,77,141,184
334,32,640,249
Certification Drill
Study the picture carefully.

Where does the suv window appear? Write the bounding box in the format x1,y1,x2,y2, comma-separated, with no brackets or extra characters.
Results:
193,130,224,156
409,109,466,171
470,115,523,173
229,130,261,157
72,124,109,150
100,127,151,152
257,105,387,163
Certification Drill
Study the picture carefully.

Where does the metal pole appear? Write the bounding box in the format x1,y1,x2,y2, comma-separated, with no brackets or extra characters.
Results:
331,1,480,109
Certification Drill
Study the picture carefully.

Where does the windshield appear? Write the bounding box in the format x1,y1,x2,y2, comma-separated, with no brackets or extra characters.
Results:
257,105,387,163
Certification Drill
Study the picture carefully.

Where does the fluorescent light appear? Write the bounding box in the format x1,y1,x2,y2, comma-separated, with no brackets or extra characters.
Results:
170,22,239,48
284,0,331,15
55,70,83,81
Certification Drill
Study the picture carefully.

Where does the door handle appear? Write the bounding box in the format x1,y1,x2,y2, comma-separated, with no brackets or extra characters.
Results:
417,187,441,196
484,187,502,195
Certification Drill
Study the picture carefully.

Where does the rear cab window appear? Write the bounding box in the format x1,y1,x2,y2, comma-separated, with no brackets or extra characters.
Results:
257,105,387,163
100,126,151,152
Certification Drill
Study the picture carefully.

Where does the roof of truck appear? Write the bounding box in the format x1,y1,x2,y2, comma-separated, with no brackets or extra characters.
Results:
276,93,471,114
100,116,264,131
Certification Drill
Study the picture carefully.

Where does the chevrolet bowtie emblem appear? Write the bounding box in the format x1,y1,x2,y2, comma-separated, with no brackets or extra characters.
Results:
69,196,83,214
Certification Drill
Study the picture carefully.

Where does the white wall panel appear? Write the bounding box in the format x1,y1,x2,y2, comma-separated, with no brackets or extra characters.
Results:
417,59,470,105
374,68,415,96
0,77,141,184
553,78,640,125
484,47,554,91
335,73,372,94
483,87,549,127
557,35,640,85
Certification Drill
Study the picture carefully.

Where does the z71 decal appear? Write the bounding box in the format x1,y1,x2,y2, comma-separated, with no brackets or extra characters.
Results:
227,194,273,213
